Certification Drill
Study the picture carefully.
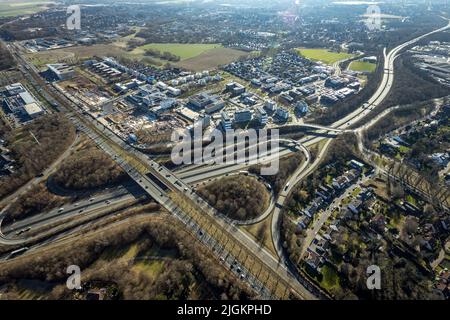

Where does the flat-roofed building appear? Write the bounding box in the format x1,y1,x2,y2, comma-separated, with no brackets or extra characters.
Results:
234,109,253,123
275,107,289,122
167,86,181,97
5,83,26,96
221,112,233,131
264,99,277,112
23,103,44,118
205,100,225,114
47,63,75,81
188,92,224,114
19,91,35,105
255,106,268,125
225,82,246,95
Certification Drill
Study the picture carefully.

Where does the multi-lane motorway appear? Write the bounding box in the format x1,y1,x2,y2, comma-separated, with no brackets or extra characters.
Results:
176,19,450,190
1,18,449,300
5,45,319,300
267,18,450,292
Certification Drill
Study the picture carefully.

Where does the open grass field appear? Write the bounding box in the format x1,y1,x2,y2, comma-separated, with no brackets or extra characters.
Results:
27,41,250,71
349,60,377,73
0,0,54,17
175,47,250,71
130,43,223,61
297,48,354,65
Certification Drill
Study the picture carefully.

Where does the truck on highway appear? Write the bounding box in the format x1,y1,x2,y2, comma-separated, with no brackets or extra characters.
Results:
6,247,29,260
15,227,31,236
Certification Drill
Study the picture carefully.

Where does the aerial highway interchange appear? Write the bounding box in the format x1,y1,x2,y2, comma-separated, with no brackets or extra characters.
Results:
0,12,449,301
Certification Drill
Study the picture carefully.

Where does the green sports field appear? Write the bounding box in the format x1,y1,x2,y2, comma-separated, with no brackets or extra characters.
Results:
130,43,223,61
349,61,377,73
297,48,354,65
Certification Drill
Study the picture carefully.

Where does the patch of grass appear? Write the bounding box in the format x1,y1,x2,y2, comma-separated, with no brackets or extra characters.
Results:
296,48,354,65
320,265,341,291
130,43,223,61
122,243,139,261
132,260,166,279
26,42,242,71
341,197,352,206
351,187,362,197
399,145,411,154
405,194,417,206
349,61,377,73
0,0,52,17
100,243,138,262
440,258,450,270
175,47,249,71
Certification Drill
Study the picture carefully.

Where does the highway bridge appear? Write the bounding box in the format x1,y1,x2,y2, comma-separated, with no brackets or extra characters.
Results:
279,123,348,133
4,47,319,300
1,19,449,300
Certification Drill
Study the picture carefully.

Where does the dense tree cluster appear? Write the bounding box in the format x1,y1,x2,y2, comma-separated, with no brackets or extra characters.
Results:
144,48,181,62
280,213,303,265
380,54,449,109
364,103,432,143
4,184,66,223
53,142,125,191
0,116,11,137
197,176,269,221
250,153,303,194
0,42,15,71
0,115,76,199
0,13,66,41
0,216,255,300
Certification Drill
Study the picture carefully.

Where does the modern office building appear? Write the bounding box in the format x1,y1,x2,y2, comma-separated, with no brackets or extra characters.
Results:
221,112,233,131
46,63,75,81
255,106,268,125
275,107,289,121
234,109,253,123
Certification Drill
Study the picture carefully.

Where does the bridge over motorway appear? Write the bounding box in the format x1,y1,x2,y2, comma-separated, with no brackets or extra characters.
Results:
279,123,349,133
8,45,321,300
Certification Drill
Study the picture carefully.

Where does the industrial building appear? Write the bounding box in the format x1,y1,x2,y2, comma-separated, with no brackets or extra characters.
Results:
46,63,75,81
23,103,45,118
1,83,44,122
321,93,339,105
149,98,178,116
114,79,146,93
